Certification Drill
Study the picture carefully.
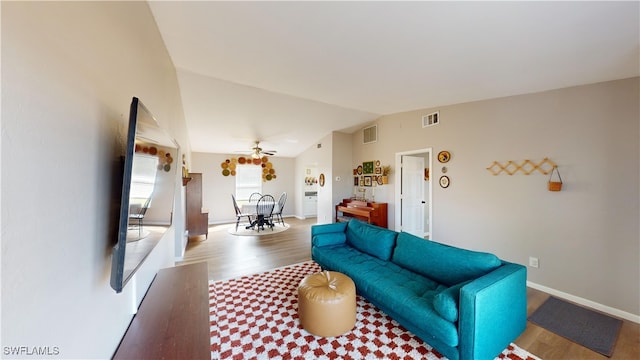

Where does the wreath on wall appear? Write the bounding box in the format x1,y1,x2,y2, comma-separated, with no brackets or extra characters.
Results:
220,156,277,182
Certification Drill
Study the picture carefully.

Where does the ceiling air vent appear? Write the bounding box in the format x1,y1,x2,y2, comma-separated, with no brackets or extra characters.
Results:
363,125,377,144
422,111,439,128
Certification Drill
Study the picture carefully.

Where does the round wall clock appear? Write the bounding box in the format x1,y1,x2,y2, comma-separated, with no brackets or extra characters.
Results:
438,151,451,163
439,175,450,188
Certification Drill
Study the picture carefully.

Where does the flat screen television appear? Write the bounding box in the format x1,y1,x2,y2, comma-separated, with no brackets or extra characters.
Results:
110,97,178,293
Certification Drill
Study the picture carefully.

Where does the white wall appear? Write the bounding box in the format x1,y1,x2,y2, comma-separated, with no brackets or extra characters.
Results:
291,132,354,224
351,78,640,318
1,2,189,358
295,136,332,222
315,134,335,224
190,152,295,224
331,132,354,213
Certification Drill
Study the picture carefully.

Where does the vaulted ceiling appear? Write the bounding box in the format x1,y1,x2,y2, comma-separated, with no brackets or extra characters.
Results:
148,1,639,157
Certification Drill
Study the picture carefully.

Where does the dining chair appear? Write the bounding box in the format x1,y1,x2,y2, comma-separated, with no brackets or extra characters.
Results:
129,197,151,237
255,194,275,232
249,192,262,203
272,192,287,226
232,194,253,231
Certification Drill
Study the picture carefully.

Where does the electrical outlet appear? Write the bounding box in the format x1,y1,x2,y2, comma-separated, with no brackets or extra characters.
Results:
529,257,539,268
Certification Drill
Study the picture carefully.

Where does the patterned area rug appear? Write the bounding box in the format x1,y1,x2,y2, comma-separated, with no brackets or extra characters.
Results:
209,261,540,360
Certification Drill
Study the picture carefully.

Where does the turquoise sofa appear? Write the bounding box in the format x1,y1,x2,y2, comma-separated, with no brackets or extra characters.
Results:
311,219,527,360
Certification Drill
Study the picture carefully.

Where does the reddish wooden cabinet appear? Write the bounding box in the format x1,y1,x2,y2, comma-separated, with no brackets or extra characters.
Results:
335,199,388,228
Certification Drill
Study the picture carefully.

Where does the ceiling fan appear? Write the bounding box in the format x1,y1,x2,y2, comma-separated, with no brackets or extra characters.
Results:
244,141,277,159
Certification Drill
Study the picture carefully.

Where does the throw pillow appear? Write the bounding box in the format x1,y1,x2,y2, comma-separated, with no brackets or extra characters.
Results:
433,280,471,322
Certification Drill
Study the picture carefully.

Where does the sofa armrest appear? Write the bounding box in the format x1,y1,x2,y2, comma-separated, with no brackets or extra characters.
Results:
311,222,348,247
458,263,527,360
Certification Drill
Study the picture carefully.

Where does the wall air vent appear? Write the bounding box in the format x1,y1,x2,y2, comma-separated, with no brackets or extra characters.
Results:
363,125,377,144
422,111,440,128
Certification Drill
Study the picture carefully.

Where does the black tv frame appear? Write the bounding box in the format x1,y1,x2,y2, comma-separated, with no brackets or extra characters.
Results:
110,97,178,293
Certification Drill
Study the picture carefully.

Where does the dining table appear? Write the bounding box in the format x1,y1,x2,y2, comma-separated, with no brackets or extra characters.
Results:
241,199,279,230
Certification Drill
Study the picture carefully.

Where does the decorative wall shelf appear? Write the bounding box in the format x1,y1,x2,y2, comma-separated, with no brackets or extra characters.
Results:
486,158,557,176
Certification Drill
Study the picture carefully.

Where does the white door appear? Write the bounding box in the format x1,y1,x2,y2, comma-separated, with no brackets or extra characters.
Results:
401,155,425,237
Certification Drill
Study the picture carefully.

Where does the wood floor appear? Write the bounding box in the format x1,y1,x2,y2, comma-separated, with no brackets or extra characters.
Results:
179,217,315,281
178,217,639,359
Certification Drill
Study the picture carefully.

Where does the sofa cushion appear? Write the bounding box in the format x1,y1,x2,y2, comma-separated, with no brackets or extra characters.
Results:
433,280,471,322
312,232,347,248
391,232,502,286
311,222,347,237
346,219,397,261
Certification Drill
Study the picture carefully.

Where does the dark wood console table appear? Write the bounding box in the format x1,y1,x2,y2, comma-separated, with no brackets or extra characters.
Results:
113,262,210,359
186,173,209,239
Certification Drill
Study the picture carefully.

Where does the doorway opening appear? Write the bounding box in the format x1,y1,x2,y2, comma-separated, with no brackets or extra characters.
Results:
394,148,432,239
303,166,318,218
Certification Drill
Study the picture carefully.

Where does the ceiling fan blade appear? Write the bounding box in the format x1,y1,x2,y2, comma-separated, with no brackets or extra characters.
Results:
228,141,277,158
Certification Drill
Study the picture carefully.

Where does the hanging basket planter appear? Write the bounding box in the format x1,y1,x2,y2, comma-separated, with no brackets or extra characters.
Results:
548,166,563,191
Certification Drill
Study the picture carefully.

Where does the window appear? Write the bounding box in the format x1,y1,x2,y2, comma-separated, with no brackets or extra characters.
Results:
130,154,158,205
236,165,262,201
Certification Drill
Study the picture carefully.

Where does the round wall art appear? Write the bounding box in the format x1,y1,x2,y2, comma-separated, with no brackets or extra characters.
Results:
437,151,451,163
439,175,450,188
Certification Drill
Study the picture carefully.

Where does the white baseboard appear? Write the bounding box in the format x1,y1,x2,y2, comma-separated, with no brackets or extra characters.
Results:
527,281,640,323
293,214,317,220
209,220,231,225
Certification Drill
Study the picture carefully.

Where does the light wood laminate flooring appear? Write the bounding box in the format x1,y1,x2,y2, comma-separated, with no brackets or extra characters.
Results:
178,217,639,359
179,217,315,281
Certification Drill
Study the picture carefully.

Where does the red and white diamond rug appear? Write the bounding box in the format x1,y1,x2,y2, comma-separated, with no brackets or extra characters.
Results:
209,261,540,360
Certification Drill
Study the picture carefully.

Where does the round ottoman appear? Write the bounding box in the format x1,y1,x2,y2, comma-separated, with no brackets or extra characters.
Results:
297,271,356,337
